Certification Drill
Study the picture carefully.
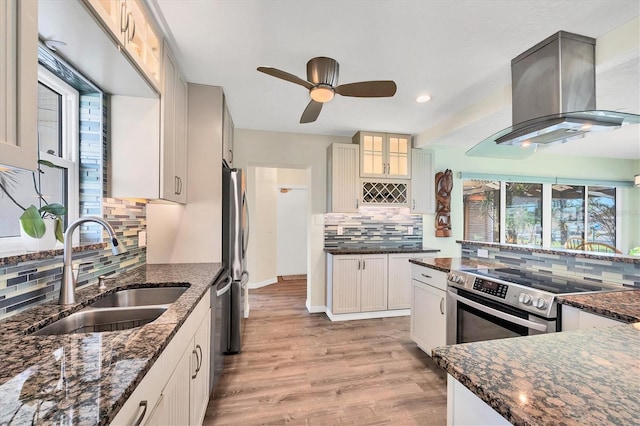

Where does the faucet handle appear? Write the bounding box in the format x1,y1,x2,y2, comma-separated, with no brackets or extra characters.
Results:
98,275,108,290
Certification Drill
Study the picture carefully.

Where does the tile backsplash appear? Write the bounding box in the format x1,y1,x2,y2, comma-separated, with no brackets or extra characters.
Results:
0,198,146,319
324,207,423,249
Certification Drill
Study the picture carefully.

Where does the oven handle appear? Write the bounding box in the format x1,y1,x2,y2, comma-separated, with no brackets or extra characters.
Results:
447,290,548,332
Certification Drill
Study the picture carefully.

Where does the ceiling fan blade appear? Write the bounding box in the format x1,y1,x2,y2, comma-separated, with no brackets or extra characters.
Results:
300,100,323,123
335,80,397,97
257,66,313,90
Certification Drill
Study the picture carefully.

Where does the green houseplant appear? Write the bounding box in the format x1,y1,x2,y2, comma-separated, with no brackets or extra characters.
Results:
0,160,68,244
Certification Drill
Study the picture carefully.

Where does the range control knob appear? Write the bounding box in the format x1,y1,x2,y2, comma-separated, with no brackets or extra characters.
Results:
533,298,548,309
518,293,532,305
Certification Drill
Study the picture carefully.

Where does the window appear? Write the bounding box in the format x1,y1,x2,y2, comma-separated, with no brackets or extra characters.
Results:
0,66,78,252
463,179,618,249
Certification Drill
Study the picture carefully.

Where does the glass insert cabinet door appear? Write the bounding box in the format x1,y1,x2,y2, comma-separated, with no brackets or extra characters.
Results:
355,132,411,179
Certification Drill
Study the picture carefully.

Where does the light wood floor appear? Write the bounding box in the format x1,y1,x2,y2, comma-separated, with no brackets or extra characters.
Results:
203,279,447,425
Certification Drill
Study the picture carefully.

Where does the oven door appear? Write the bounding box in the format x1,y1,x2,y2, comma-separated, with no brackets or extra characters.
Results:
446,288,555,345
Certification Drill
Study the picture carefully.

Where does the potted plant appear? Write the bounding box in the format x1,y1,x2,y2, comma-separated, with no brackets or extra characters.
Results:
0,160,67,251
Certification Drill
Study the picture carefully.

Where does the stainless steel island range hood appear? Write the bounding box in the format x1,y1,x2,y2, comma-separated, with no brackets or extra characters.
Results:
467,31,640,159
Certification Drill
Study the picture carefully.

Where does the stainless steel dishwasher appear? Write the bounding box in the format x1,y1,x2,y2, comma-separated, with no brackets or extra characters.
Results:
210,269,231,395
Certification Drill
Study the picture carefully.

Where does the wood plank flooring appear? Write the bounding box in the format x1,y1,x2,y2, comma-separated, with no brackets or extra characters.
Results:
203,279,447,425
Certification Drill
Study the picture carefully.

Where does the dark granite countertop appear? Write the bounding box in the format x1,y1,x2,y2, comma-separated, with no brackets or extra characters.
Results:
324,247,440,255
432,323,640,426
558,289,640,323
408,257,500,273
0,262,222,425
0,243,107,266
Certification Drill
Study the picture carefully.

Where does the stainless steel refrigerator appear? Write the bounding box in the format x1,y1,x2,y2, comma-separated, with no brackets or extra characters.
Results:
221,160,249,354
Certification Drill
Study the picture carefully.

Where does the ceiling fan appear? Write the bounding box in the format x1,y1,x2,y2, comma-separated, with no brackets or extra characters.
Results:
257,57,397,124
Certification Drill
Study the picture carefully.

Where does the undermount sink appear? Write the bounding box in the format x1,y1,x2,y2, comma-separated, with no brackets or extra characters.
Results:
32,307,167,336
89,286,189,308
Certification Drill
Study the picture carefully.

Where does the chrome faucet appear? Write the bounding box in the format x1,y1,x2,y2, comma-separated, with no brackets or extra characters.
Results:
59,216,127,305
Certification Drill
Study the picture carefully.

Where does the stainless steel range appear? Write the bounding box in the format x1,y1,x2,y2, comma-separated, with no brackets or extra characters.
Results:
446,267,624,344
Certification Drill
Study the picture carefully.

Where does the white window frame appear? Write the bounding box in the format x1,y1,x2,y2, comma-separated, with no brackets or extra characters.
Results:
464,179,621,249
0,66,79,253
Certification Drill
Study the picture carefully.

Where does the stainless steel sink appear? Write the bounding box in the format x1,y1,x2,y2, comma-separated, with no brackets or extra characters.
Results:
89,286,189,308
32,307,167,335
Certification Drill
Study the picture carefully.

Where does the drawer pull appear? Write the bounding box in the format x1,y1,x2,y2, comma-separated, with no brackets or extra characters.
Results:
133,400,147,426
421,273,432,279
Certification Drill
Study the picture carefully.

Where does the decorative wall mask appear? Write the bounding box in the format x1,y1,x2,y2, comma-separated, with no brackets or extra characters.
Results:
435,169,452,237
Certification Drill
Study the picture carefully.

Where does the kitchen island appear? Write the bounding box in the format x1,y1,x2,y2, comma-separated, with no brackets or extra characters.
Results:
432,289,640,425
0,263,222,424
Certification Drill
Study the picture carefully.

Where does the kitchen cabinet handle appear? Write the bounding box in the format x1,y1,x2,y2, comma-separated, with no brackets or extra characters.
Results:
178,176,183,195
128,13,136,41
196,344,203,372
421,273,432,279
191,349,199,379
362,260,366,270
412,199,416,210
357,260,361,270
439,298,444,315
120,2,128,33
355,198,359,209
229,149,233,163
133,400,147,426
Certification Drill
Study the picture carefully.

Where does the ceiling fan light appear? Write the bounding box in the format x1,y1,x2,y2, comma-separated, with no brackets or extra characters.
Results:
310,85,335,103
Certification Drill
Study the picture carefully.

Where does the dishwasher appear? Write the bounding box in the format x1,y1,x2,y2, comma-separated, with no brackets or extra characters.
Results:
210,269,231,395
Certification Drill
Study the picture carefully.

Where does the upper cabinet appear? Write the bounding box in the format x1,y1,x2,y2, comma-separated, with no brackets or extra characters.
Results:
410,149,435,214
0,0,38,170
353,131,411,179
327,143,359,213
84,0,162,91
222,96,234,165
160,42,188,203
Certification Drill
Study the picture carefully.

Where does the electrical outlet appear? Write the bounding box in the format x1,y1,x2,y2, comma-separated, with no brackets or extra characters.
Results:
477,248,489,258
138,231,147,248
407,226,413,235
337,226,343,236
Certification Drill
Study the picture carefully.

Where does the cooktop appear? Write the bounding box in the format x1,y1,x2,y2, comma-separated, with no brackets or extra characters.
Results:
462,267,624,295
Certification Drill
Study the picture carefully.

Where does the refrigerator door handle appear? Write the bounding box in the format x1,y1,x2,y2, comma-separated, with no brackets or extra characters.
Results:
216,275,232,297
240,271,250,289
242,193,250,255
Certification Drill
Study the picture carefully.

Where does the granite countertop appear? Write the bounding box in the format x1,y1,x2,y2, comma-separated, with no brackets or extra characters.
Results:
558,289,640,323
408,256,500,273
0,262,222,425
324,247,440,255
432,323,640,425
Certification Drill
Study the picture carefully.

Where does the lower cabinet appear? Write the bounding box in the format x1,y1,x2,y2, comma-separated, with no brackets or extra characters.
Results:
111,290,211,425
410,265,447,355
330,254,387,314
327,252,437,317
560,305,623,331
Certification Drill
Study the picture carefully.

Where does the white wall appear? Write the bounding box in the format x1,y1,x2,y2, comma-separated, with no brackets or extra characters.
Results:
233,129,351,310
147,84,223,263
247,167,278,286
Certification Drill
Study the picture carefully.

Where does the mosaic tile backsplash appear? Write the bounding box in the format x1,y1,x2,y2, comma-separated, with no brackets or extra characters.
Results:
461,242,640,288
0,198,147,319
324,207,423,249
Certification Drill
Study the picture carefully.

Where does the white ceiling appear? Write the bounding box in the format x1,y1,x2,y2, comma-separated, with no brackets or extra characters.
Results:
150,0,640,158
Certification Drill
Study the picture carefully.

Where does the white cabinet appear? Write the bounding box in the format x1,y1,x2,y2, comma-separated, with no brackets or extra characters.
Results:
326,143,359,212
112,289,211,426
84,0,161,90
328,253,387,314
410,264,447,355
222,96,234,165
161,42,188,203
353,131,411,179
0,0,38,171
388,253,436,310
447,375,510,426
560,305,623,331
410,149,435,214
110,43,188,203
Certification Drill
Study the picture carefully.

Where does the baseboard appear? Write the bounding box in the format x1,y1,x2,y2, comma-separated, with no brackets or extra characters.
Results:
247,277,277,289
325,309,410,322
305,299,326,314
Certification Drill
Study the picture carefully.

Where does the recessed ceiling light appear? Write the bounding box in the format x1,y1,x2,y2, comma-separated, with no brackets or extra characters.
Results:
416,94,431,103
